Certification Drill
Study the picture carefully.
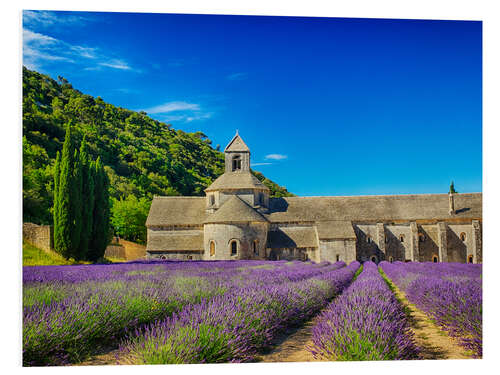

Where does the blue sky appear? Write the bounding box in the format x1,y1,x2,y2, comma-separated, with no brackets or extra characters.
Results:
22,10,482,196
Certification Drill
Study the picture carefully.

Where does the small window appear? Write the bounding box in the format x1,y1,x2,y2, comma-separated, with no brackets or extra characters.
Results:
460,232,466,241
253,240,258,255
389,256,394,263
468,255,473,264
419,233,425,242
160,255,166,260
336,254,340,262
399,234,405,243
367,235,372,244
209,241,216,257
384,234,388,243
187,255,193,260
232,155,241,171
259,193,264,206
370,256,377,263
230,240,238,255
209,195,215,206
433,255,438,263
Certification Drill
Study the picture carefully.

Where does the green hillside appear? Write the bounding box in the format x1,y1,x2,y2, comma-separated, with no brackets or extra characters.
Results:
22,67,293,226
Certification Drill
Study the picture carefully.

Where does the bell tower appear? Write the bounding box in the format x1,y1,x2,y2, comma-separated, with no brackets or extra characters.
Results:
224,131,250,173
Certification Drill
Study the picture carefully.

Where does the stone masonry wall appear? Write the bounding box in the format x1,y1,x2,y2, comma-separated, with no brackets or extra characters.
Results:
23,222,53,252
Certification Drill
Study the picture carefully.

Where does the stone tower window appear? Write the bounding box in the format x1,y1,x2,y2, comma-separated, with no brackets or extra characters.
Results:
253,240,258,255
209,195,215,206
336,254,340,262
230,240,238,255
209,240,216,257
366,235,372,244
419,233,425,242
460,232,466,241
468,255,473,263
399,234,405,243
232,155,241,171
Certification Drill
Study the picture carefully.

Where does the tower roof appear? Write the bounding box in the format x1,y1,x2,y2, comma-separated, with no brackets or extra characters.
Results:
224,132,250,153
205,171,269,192
204,196,268,224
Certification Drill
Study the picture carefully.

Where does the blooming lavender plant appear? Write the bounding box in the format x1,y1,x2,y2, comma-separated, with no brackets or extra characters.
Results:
23,260,346,366
309,261,419,361
117,261,359,364
380,261,482,357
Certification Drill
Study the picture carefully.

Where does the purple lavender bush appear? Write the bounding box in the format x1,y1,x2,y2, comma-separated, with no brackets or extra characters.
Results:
380,261,482,357
117,261,360,364
309,261,419,361
23,260,346,365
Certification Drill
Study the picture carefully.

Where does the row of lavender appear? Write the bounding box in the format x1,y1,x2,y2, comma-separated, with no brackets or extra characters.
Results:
309,261,420,361
23,260,352,365
380,261,482,357
117,261,361,364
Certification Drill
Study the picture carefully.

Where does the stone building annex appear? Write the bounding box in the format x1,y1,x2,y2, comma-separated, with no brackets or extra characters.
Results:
146,133,482,264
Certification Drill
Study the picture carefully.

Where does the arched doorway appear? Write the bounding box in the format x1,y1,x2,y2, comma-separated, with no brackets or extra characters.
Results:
432,255,438,263
468,255,474,264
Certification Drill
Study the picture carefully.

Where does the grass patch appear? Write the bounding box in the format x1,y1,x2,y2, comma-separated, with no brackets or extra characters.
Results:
23,241,79,266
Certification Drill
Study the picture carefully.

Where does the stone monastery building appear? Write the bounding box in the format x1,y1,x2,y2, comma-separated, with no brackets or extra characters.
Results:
146,133,482,264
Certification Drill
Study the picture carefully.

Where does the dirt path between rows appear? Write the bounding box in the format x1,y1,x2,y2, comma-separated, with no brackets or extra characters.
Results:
257,314,324,363
389,281,473,360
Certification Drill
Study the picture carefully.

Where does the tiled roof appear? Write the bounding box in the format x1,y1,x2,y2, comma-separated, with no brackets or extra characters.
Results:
205,171,269,192
204,196,268,224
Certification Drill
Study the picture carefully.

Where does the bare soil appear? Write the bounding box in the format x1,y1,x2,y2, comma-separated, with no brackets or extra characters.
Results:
389,282,473,360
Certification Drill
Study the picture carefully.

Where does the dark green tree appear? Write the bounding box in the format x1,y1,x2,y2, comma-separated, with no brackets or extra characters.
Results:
77,137,94,259
71,148,83,259
88,157,111,261
53,124,77,258
449,181,458,194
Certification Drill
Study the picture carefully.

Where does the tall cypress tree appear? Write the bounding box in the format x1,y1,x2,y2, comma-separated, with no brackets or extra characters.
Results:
77,137,94,260
88,157,110,261
54,124,75,258
70,147,83,260
53,151,61,252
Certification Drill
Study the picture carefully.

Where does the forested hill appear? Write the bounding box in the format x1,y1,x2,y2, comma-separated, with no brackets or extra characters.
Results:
23,67,293,225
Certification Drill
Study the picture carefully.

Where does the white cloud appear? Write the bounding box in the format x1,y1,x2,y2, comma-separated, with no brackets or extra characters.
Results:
144,101,201,114
265,154,288,160
142,101,213,123
252,163,273,166
227,72,248,81
23,10,94,29
23,28,138,73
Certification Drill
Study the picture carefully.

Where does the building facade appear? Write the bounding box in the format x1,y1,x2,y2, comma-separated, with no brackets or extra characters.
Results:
146,133,482,263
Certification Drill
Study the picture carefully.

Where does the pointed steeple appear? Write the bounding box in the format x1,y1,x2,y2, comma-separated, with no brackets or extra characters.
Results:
224,131,250,153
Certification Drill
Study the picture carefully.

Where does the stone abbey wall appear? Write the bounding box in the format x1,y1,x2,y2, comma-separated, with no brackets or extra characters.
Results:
23,223,53,252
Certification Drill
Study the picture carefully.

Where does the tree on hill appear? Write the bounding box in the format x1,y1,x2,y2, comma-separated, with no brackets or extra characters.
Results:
110,195,151,244
53,124,110,261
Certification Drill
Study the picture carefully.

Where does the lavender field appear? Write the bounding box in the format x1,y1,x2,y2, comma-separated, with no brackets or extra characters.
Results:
23,259,482,366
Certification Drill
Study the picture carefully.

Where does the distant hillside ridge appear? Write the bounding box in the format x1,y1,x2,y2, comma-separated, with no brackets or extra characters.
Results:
22,67,294,225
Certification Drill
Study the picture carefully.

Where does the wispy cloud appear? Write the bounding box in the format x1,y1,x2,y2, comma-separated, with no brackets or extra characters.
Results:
265,154,288,160
23,10,94,29
252,162,273,166
23,28,138,73
144,101,201,114
142,101,212,123
227,72,248,81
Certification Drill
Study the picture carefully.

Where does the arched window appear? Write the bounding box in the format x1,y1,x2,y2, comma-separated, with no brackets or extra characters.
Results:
460,232,466,241
468,255,473,264
160,255,166,260
230,240,238,255
384,234,388,243
336,254,340,262
367,235,372,244
370,256,377,263
253,240,258,255
389,256,394,263
432,255,438,263
419,233,425,242
399,234,405,243
209,195,215,206
209,240,216,257
232,155,241,171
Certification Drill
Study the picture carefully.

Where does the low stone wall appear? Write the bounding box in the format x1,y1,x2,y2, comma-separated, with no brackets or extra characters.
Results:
105,238,146,260
23,223,53,252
